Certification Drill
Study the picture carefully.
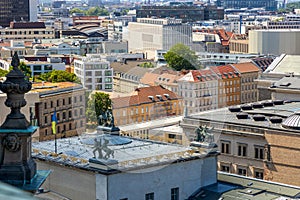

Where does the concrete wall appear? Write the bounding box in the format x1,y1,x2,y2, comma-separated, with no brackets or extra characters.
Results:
249,30,300,55
102,158,217,200
36,160,97,200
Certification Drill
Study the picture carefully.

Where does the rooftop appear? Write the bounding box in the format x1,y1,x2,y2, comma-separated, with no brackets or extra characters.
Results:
30,82,83,95
32,132,207,173
185,101,300,131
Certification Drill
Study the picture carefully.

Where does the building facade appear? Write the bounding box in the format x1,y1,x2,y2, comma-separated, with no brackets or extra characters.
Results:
222,0,277,11
74,54,113,91
30,82,86,141
231,63,261,104
128,18,192,58
181,100,300,186
112,85,183,126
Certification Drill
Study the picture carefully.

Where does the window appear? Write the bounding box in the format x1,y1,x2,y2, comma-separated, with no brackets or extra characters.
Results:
63,99,65,105
63,112,66,120
120,198,128,200
57,99,60,107
69,123,72,130
45,129,48,136
105,70,112,76
221,141,230,154
80,95,83,102
80,108,83,116
44,116,48,124
145,192,154,200
254,170,264,179
254,146,264,160
171,187,179,200
57,113,60,121
44,102,47,109
51,101,53,108
237,143,247,157
69,110,72,118
69,97,72,104
237,167,247,176
221,165,230,172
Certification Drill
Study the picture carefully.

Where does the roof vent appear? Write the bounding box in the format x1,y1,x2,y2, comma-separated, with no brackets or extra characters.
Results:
284,100,292,104
164,93,170,99
263,101,274,107
148,96,155,101
270,116,283,123
253,102,264,109
236,112,248,119
241,104,253,110
253,114,265,121
274,100,284,105
228,106,241,112
156,95,163,101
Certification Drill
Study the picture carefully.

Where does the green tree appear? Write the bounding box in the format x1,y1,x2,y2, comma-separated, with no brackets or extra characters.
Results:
164,43,200,71
19,61,32,78
70,8,86,15
37,70,80,83
0,68,8,77
86,92,112,125
140,62,155,68
86,7,109,16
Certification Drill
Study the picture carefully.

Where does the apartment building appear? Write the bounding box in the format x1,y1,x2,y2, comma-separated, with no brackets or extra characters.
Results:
112,85,183,126
24,58,66,77
231,63,261,104
0,22,55,41
74,54,113,91
30,82,86,141
178,70,219,114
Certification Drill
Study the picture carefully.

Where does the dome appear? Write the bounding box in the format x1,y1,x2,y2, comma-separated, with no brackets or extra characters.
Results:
282,112,300,130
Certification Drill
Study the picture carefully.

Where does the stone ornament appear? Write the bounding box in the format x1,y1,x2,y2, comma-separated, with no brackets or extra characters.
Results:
3,134,21,152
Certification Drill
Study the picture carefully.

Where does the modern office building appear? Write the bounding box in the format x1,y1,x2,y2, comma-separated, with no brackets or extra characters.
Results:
136,5,224,23
222,0,277,11
128,18,193,58
74,54,113,91
0,0,37,27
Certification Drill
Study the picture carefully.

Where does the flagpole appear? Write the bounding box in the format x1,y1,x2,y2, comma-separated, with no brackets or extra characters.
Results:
55,131,57,154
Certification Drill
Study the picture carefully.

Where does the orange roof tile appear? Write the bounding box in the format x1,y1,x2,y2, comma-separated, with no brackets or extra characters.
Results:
210,65,240,79
112,85,181,109
231,63,260,73
140,72,160,86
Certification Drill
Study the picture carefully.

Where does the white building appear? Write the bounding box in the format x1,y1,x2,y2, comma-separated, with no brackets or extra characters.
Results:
24,58,66,77
128,18,192,59
178,70,219,114
74,54,113,91
33,133,218,200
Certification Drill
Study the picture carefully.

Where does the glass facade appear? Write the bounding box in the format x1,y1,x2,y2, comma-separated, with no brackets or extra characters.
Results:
0,0,29,27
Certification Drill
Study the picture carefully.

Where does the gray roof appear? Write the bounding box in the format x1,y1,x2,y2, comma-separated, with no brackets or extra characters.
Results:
185,101,300,132
111,61,152,78
272,76,300,90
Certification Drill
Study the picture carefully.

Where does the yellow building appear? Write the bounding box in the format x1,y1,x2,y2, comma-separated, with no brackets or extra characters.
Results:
112,85,183,126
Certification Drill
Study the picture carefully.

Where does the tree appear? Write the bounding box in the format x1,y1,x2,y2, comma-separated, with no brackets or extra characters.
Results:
86,92,112,125
37,70,80,83
0,68,8,77
86,7,109,16
164,43,200,71
70,8,85,15
140,62,155,68
19,61,32,78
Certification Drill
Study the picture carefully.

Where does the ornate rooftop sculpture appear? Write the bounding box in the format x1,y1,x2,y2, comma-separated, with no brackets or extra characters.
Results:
0,52,32,129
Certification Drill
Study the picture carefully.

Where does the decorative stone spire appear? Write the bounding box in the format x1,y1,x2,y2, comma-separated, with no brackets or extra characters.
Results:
0,52,32,129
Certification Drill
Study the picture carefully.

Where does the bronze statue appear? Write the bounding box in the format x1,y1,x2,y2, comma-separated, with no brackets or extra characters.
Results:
92,138,114,159
195,125,214,143
93,138,103,159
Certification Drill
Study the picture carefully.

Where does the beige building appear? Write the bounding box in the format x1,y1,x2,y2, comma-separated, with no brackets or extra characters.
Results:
249,29,300,55
181,100,300,186
0,22,55,41
127,18,192,58
231,63,261,104
30,82,86,141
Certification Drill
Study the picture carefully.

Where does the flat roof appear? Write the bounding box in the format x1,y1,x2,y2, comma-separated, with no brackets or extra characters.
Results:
32,132,208,173
185,101,300,132
30,82,83,94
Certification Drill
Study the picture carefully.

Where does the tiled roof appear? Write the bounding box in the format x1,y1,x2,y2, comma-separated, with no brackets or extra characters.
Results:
140,72,160,86
112,85,181,109
210,65,240,79
111,61,153,77
231,62,260,73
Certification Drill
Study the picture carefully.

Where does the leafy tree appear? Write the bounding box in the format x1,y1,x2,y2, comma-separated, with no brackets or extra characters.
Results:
37,70,80,83
86,7,109,16
19,61,32,78
140,62,155,68
164,43,200,71
0,68,8,77
70,8,86,15
86,92,112,125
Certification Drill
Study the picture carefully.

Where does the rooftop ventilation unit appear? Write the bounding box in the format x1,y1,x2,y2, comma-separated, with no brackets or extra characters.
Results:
263,101,274,107
270,116,283,123
274,100,284,105
241,104,253,110
228,106,241,112
236,112,248,119
253,114,265,121
253,103,264,109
